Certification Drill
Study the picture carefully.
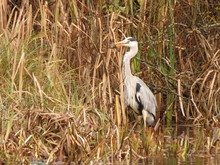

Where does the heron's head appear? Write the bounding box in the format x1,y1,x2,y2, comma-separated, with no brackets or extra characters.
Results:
115,37,138,48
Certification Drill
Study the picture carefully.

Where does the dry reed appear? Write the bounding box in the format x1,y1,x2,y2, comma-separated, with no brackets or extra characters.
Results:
0,0,219,164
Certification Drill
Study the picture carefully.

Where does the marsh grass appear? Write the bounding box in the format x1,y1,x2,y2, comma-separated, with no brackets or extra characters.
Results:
0,0,219,164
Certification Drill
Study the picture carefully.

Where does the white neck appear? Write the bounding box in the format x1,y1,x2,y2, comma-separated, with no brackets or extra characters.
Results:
122,46,138,80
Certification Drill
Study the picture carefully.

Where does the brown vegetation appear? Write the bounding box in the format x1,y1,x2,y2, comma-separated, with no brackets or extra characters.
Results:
0,0,219,164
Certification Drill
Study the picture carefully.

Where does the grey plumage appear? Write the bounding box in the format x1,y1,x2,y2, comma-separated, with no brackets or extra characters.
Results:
115,37,157,127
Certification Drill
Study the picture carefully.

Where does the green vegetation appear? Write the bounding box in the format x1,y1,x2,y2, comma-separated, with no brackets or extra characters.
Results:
0,0,219,164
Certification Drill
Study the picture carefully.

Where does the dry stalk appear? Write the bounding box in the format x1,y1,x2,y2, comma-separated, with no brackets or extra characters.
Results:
0,0,219,163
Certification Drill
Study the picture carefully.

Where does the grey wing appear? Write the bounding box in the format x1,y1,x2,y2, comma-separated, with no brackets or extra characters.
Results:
134,77,157,116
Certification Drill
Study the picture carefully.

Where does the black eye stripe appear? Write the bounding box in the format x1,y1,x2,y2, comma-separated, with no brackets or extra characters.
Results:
127,37,136,41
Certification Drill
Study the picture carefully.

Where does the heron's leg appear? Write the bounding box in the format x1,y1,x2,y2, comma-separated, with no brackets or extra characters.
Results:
142,110,148,129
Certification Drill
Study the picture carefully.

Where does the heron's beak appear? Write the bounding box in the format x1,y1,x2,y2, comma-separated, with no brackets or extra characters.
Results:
115,40,129,47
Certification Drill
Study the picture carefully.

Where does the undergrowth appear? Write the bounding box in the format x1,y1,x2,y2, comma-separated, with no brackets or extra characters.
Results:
0,0,219,164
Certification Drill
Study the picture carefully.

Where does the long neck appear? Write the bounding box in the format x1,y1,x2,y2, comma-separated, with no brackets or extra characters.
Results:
122,47,138,80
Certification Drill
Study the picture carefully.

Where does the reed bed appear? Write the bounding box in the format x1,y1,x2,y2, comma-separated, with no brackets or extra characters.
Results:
0,0,219,164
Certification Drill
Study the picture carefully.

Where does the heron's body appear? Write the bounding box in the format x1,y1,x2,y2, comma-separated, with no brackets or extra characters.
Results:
115,37,157,127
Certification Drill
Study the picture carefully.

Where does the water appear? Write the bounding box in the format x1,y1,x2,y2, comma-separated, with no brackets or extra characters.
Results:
113,124,220,165
137,154,220,165
138,125,220,165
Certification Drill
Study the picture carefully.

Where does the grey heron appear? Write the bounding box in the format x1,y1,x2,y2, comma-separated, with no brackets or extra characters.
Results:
115,37,157,127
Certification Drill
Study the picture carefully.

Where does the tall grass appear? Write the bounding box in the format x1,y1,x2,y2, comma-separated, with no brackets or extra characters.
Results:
0,0,219,163
166,0,175,126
